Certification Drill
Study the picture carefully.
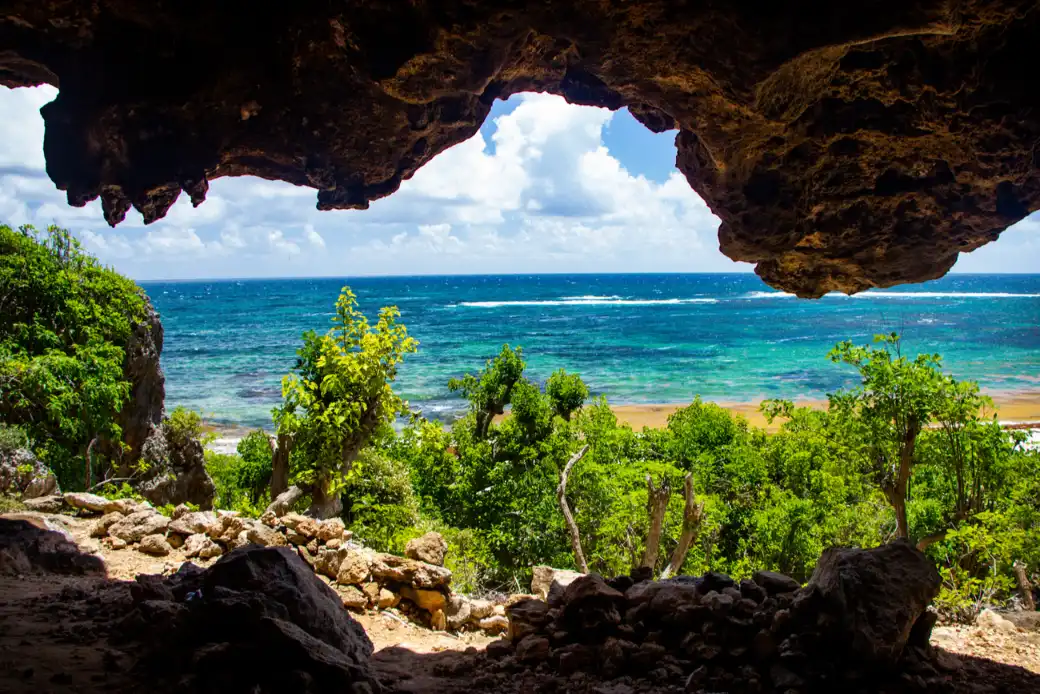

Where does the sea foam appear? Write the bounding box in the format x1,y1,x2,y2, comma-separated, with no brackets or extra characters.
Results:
455,297,719,308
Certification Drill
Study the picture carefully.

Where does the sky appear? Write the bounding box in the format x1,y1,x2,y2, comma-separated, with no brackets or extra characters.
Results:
1,85,1037,281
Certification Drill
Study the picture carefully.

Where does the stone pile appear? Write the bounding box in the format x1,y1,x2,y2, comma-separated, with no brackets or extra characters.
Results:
47,491,511,635
493,541,952,693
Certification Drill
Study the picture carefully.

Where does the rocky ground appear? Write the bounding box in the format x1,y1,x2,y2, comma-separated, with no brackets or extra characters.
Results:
1,511,1039,694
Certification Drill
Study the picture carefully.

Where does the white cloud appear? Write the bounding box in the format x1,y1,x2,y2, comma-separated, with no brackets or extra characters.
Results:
1,85,1035,279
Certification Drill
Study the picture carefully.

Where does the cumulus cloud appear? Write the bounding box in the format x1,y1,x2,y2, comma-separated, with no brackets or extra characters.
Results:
1,86,1035,279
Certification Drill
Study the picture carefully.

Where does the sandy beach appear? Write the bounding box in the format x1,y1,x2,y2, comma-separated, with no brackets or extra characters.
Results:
612,391,1040,431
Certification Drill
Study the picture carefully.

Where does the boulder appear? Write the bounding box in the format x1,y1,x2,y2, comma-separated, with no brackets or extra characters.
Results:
171,503,191,520
316,517,346,542
246,523,288,547
399,585,448,613
335,549,371,586
800,539,941,664
0,518,106,576
259,510,278,527
89,512,126,538
0,448,58,499
138,533,172,556
339,585,369,610
294,516,320,539
977,608,1017,633
558,574,624,636
129,416,216,511
63,492,112,514
377,588,398,609
23,495,63,513
446,594,473,630
314,546,345,580
368,552,451,589
479,615,509,635
515,635,551,663
103,498,151,515
166,532,184,549
184,533,222,559
469,598,495,620
531,565,584,601
405,531,448,566
169,510,220,536
106,537,128,550
753,570,801,595
506,598,550,641
129,545,380,691
109,510,170,543
214,514,249,543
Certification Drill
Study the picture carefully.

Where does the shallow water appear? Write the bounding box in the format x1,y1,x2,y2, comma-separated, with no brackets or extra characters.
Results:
143,273,1040,428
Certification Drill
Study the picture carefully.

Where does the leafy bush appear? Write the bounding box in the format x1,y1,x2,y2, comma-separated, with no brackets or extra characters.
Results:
0,423,28,455
341,448,420,552
205,450,269,517
0,224,147,490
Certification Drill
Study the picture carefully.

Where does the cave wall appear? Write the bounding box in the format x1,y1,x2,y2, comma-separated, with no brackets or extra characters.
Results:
1,0,1037,296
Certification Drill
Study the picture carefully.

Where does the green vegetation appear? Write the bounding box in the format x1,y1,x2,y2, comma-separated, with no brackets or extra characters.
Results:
0,226,1034,620
0,224,146,490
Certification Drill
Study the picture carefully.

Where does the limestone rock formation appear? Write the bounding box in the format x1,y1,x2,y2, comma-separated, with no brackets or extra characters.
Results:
0,448,58,499
136,420,216,510
404,531,447,566
3,2,1039,295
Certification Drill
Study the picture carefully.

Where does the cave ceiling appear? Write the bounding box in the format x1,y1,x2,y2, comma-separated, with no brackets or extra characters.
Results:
1,1,1038,296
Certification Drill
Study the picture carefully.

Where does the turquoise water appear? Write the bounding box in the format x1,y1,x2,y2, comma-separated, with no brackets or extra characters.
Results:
142,274,1040,428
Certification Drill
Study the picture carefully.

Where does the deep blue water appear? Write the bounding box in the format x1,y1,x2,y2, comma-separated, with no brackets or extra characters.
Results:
141,274,1040,428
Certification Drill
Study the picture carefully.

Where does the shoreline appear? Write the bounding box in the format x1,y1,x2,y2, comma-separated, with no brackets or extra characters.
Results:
203,390,1040,452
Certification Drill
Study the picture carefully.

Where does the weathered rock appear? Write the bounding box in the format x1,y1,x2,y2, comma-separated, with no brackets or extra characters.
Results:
800,539,941,664
753,570,801,595
166,532,184,549
339,585,369,610
479,615,509,635
314,546,346,580
23,495,64,513
13,2,1036,296
63,492,112,514
399,585,448,613
106,536,128,550
135,421,216,510
138,533,172,556
469,598,495,620
335,549,371,586
259,510,278,527
246,523,288,547
109,510,170,543
0,518,106,576
326,537,342,550
170,503,191,520
169,511,220,536
405,531,448,566
184,533,222,559
559,574,624,635
977,608,1017,633
103,498,150,515
377,588,398,610
0,448,58,499
430,608,447,632
362,582,380,606
506,598,550,641
369,552,452,589
316,517,346,542
446,594,473,630
515,635,551,663
294,516,320,539
89,512,125,538
531,565,584,601
214,514,249,543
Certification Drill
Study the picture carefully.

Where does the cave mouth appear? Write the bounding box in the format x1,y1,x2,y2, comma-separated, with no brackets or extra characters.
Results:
1,2,1039,296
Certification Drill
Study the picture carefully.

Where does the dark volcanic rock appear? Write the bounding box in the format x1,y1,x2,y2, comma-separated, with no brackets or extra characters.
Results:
126,546,380,692
3,2,1039,296
0,518,106,576
796,539,941,664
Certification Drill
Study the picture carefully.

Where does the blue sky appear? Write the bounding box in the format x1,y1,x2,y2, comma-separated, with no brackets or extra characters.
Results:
1,85,1037,281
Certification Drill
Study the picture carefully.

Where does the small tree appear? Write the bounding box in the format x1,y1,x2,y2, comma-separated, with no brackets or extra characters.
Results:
448,345,525,439
827,333,979,542
546,369,589,421
271,287,417,518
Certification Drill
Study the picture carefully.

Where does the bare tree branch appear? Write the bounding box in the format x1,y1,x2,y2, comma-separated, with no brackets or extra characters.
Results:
660,473,704,579
642,474,671,571
557,445,590,573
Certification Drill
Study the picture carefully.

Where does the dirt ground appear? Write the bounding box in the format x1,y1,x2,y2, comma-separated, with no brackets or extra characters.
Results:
2,512,1040,694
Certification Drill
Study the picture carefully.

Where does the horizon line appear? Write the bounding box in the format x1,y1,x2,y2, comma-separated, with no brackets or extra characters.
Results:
133,269,1040,284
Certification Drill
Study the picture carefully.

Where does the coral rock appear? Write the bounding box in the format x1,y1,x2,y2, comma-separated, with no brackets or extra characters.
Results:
404,531,448,566
137,534,172,556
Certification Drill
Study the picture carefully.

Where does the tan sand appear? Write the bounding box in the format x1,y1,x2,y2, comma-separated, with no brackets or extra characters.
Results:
610,391,1040,431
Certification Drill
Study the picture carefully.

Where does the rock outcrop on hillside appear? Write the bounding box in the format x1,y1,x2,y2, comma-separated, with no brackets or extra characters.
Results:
3,2,1039,296
0,448,58,499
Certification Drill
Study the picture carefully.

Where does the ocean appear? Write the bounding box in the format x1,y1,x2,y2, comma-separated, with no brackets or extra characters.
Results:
142,273,1040,429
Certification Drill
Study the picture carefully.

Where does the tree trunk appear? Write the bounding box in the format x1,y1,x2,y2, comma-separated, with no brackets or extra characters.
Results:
84,436,97,489
269,432,292,499
642,475,671,571
307,475,343,519
915,530,947,552
1014,561,1036,611
265,484,305,517
557,445,590,573
885,486,910,540
660,473,703,579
